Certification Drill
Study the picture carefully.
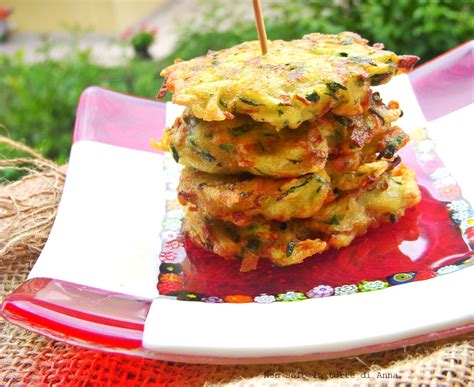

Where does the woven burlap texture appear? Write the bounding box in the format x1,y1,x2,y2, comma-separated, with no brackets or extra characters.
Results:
1,138,473,386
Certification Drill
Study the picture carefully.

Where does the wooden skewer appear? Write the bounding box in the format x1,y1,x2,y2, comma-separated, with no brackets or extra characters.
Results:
252,0,268,55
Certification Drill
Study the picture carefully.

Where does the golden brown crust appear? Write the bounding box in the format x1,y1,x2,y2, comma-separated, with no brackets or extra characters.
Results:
165,110,329,178
177,156,403,227
184,164,421,270
160,32,418,129
162,93,403,178
178,167,331,226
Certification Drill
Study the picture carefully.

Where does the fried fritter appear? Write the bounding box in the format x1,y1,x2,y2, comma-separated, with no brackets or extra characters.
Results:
162,93,403,178
160,32,418,129
178,167,331,227
165,109,328,178
178,157,402,227
185,164,421,271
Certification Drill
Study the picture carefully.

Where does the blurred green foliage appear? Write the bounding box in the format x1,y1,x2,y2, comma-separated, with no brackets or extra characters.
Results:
174,0,473,62
131,31,155,51
0,45,170,168
0,0,472,178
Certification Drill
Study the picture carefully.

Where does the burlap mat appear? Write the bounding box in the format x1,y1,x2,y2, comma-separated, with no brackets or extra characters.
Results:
1,138,473,386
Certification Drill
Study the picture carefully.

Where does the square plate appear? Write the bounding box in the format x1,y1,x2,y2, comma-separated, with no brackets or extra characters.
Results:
1,42,473,364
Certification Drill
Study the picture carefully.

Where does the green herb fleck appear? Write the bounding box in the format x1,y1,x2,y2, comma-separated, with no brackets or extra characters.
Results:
328,215,341,225
391,177,402,185
219,143,235,153
382,134,405,158
219,98,228,108
370,73,390,86
190,139,215,163
170,144,180,163
277,109,284,116
229,124,254,136
389,213,398,223
239,97,260,106
350,57,377,66
326,82,347,92
325,92,338,100
286,240,298,257
254,167,270,176
277,174,314,201
339,52,348,57
305,91,320,102
288,158,303,164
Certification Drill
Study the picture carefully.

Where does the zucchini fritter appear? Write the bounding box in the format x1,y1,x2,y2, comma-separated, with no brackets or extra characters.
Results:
178,167,331,226
166,109,328,178
163,93,403,178
185,164,421,271
160,32,418,129
178,156,401,227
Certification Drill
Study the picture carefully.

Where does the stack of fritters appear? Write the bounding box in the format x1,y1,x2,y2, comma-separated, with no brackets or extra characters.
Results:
158,32,421,271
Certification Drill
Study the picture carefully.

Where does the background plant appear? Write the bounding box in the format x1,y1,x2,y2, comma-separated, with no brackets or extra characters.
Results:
173,0,473,62
0,41,168,180
124,24,158,59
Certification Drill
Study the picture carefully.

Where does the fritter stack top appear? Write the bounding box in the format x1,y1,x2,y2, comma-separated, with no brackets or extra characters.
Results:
158,32,421,271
